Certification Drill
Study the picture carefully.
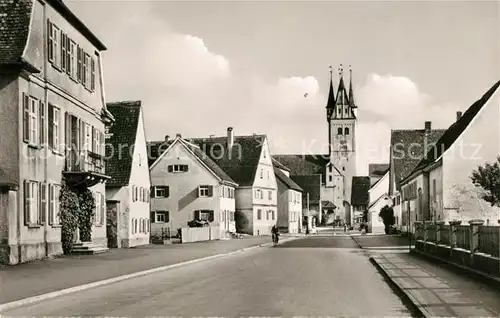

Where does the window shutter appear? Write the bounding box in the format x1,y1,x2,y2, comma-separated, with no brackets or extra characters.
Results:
132,186,136,202
60,32,66,71
23,93,29,142
64,112,70,153
39,183,46,224
183,164,189,172
100,193,105,225
209,210,214,222
167,165,173,172
24,181,30,225
150,211,156,223
150,186,155,198
197,186,200,197
100,132,104,156
165,186,169,198
47,20,53,61
48,184,54,225
91,58,96,91
48,104,54,149
66,35,71,75
208,185,213,197
76,46,82,82
195,210,200,220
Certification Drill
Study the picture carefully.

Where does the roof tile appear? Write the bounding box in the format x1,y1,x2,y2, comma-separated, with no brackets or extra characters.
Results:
351,176,370,206
0,0,32,66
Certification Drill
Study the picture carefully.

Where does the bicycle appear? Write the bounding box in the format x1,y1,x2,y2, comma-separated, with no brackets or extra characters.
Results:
272,233,279,246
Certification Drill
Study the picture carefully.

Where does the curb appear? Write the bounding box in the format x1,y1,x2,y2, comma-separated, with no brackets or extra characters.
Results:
410,250,500,291
369,257,429,318
0,237,299,313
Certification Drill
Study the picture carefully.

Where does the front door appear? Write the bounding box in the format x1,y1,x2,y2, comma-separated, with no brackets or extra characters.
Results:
106,201,119,248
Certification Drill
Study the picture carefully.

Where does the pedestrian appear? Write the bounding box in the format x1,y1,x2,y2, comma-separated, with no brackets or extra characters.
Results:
343,223,347,233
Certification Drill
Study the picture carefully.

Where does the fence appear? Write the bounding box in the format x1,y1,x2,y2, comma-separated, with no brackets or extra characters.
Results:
181,226,221,243
414,219,500,277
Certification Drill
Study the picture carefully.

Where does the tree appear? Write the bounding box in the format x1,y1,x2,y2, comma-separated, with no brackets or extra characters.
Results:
471,156,500,207
449,183,493,220
379,205,395,234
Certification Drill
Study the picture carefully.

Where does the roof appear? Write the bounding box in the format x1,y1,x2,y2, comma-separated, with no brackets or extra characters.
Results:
351,176,370,206
165,134,267,187
274,167,302,192
370,169,389,190
271,158,291,172
369,163,390,177
105,101,142,187
0,0,105,70
369,193,390,210
272,154,330,183
390,128,445,190
410,80,500,175
321,200,336,209
290,174,322,204
148,138,238,186
0,0,32,67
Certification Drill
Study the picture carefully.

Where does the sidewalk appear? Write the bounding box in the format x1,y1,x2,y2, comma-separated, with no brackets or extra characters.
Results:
0,236,282,305
352,234,416,249
371,253,500,317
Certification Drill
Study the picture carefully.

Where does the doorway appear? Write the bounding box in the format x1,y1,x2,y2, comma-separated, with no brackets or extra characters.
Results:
106,200,119,248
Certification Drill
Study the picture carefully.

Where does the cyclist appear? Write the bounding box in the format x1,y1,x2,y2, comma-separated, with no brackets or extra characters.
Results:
271,224,280,246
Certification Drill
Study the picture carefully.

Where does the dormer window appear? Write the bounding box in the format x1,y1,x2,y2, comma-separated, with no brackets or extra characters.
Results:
344,127,349,135
337,127,342,135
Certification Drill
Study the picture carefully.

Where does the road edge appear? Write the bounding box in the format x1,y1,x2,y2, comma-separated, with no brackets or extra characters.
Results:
0,236,299,313
369,256,429,318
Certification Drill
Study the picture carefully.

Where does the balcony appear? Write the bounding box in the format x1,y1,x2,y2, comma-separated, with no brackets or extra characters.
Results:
63,150,110,187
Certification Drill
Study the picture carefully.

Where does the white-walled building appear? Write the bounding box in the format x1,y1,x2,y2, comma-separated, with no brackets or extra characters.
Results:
273,159,303,233
105,101,151,247
401,81,500,225
148,136,238,238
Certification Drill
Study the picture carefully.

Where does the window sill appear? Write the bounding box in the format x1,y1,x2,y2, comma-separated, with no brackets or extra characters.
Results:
51,149,64,156
94,223,103,227
51,224,62,228
26,224,41,228
26,143,41,150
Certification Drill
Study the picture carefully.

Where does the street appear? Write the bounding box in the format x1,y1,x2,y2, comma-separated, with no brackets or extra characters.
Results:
2,236,415,317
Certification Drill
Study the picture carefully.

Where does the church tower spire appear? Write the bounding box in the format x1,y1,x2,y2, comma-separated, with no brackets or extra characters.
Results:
326,65,336,121
348,65,358,115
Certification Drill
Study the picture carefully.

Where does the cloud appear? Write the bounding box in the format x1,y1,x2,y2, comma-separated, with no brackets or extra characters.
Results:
68,2,460,177
355,74,459,175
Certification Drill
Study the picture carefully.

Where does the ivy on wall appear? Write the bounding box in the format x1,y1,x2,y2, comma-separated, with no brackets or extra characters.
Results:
59,181,80,254
76,187,95,242
235,210,248,233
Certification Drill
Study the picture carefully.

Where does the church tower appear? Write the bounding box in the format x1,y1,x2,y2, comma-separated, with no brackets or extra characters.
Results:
326,65,358,223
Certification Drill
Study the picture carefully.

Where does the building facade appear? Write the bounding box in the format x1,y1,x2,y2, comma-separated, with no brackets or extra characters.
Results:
401,81,500,226
148,136,238,238
105,101,151,248
274,162,303,233
0,0,112,264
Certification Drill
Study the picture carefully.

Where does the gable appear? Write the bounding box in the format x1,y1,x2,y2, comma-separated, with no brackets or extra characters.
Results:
129,110,151,187
412,80,500,173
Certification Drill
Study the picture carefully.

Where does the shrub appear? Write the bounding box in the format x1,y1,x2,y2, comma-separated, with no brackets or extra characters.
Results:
60,182,80,254
76,187,95,242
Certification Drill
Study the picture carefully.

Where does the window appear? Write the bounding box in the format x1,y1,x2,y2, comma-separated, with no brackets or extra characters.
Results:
168,164,188,172
260,169,263,179
220,210,225,222
337,127,342,135
344,127,349,135
152,211,168,223
48,184,61,225
152,186,169,198
68,40,76,77
134,218,138,234
342,166,345,171
23,96,39,147
48,104,61,152
329,176,333,182
263,149,266,158
432,179,436,199
268,190,272,200
196,210,213,221
267,170,270,180
23,180,39,226
230,211,235,222
257,209,262,220
329,166,332,173
83,53,90,87
198,185,213,197
48,22,60,67
255,189,261,199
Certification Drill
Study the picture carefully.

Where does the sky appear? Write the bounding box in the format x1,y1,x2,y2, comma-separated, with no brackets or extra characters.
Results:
66,0,499,176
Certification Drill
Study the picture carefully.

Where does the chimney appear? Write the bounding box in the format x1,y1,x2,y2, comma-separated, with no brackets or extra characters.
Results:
424,121,431,132
456,111,462,122
227,127,234,148
176,133,182,138
164,135,169,141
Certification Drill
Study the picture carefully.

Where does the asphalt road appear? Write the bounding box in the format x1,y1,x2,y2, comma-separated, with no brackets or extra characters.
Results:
3,236,415,317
